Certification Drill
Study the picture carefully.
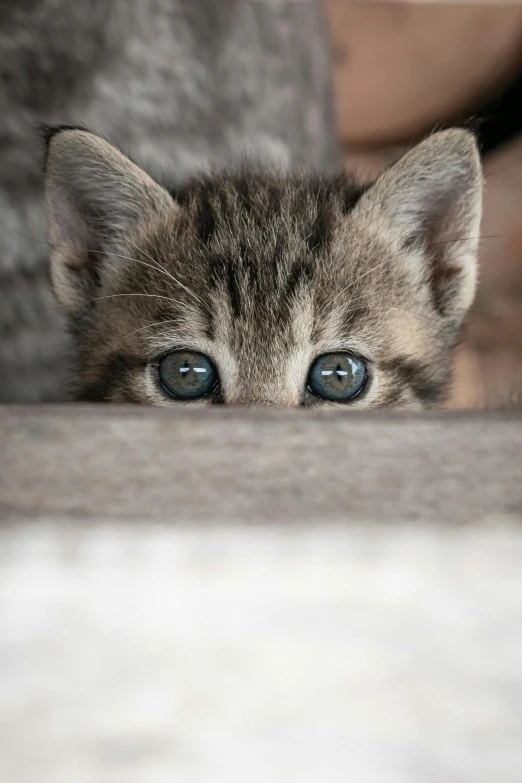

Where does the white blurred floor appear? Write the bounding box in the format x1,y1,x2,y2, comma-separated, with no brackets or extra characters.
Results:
1,521,521,783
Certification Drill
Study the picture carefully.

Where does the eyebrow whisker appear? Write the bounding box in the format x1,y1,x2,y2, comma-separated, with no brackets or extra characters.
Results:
124,237,204,306
0,222,204,305
117,318,181,345
37,292,184,313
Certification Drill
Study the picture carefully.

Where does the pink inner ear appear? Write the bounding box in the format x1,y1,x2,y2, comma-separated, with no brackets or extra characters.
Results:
48,195,99,271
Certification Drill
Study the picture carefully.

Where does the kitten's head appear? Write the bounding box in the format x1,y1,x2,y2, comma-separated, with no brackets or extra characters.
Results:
44,126,482,408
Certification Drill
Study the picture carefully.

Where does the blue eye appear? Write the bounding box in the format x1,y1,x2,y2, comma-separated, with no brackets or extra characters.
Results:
308,353,367,402
159,351,217,400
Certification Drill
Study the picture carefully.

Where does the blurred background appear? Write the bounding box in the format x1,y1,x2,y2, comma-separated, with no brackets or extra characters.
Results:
324,1,522,409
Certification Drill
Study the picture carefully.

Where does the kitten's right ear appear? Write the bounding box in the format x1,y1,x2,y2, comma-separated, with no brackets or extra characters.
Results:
44,127,175,310
353,129,483,316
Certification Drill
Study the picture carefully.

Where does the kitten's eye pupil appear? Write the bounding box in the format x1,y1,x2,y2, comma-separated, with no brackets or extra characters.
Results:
159,351,217,400
308,353,367,402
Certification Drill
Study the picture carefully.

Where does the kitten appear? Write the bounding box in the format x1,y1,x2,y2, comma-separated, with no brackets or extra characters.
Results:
44,126,483,409
0,0,338,402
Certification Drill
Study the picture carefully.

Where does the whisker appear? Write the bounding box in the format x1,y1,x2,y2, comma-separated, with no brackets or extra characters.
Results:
1,223,179,284
36,292,184,313
426,234,501,248
124,237,204,306
117,318,180,344
319,291,370,314
321,234,503,314
0,222,204,305
99,249,190,292
321,257,393,312
0,224,54,247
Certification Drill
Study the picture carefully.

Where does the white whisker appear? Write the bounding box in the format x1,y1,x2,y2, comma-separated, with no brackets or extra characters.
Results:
322,257,393,312
118,318,180,344
38,292,184,313
125,237,204,306
0,223,204,307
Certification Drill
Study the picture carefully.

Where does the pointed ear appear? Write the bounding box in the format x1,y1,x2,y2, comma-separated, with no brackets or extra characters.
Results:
44,127,175,310
356,129,483,314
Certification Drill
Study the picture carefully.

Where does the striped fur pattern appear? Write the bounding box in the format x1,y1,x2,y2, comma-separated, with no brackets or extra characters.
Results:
45,128,483,409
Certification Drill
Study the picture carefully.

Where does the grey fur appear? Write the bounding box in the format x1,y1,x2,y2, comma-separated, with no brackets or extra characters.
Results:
45,128,483,409
0,0,339,402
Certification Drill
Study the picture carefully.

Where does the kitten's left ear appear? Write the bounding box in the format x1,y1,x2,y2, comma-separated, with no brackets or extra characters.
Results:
356,129,483,314
44,126,175,310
